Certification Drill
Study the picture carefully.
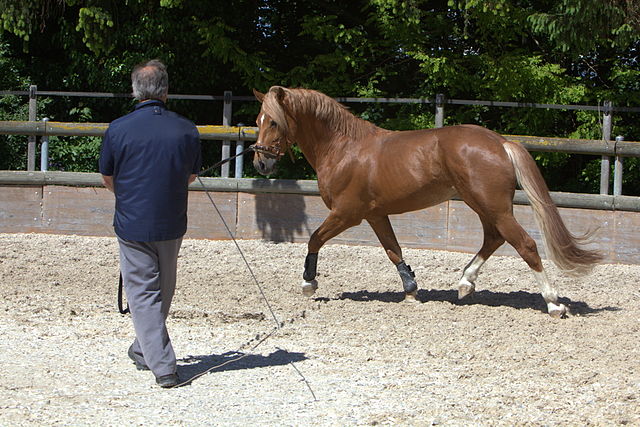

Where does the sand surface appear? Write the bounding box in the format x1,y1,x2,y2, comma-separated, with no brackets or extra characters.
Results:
1,233,639,426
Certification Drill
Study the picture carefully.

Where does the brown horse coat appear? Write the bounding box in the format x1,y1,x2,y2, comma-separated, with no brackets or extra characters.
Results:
252,86,602,317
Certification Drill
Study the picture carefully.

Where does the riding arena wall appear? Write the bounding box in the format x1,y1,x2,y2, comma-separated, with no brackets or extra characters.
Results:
1,171,639,265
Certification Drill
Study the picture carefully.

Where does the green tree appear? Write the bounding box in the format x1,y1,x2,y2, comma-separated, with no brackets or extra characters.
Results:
0,35,30,169
0,0,638,193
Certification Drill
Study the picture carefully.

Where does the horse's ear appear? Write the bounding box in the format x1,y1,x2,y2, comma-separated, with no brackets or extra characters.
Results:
269,86,287,104
253,89,265,103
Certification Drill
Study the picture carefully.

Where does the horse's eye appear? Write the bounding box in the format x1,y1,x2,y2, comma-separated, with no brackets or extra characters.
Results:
270,120,277,128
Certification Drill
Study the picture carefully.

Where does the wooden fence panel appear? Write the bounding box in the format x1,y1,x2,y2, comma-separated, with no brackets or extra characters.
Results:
0,185,43,233
185,191,238,240
612,211,640,264
42,186,114,236
236,192,314,242
389,204,449,250
1,180,638,265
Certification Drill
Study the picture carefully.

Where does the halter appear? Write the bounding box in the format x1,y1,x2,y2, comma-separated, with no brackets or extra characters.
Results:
251,136,296,162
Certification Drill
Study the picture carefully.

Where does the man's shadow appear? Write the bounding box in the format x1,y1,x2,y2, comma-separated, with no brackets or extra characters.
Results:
334,289,619,316
176,348,307,385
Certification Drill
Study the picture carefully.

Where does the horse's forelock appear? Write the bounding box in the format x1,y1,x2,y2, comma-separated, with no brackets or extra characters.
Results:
262,89,291,136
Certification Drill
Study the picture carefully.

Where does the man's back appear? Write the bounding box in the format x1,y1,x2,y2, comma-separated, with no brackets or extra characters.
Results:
99,99,202,241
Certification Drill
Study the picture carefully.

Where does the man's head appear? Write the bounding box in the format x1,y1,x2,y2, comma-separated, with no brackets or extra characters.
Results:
131,59,169,102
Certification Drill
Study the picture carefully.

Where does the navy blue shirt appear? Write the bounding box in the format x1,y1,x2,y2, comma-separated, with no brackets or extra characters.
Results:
99,100,202,241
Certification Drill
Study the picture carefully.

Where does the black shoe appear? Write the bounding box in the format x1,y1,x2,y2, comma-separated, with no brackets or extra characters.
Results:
156,373,179,388
128,344,149,371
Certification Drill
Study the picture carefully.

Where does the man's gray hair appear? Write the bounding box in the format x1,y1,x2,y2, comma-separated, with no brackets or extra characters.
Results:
131,59,169,101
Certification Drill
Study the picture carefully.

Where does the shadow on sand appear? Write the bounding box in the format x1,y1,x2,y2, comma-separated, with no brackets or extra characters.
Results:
334,288,619,316
252,179,312,242
176,348,307,386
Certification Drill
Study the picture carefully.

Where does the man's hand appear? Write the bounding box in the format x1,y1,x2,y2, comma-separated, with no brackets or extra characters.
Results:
102,175,114,193
188,174,197,184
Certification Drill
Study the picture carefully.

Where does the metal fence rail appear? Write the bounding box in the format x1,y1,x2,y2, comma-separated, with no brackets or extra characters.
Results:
3,120,640,155
2,120,639,197
3,89,639,112
0,120,258,140
1,86,639,193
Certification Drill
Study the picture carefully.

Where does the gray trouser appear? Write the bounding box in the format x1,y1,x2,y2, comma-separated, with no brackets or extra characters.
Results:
118,237,183,377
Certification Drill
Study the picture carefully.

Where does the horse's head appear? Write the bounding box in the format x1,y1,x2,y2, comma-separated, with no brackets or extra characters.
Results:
252,86,295,175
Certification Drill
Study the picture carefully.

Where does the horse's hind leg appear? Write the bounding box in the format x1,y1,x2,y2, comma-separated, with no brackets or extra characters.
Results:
458,220,505,299
367,216,418,302
495,214,568,318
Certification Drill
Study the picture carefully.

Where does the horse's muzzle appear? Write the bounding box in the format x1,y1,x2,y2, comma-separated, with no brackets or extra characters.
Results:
253,153,278,176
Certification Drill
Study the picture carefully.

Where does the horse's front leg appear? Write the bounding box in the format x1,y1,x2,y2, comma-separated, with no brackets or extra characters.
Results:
302,212,360,296
367,216,418,302
301,252,319,296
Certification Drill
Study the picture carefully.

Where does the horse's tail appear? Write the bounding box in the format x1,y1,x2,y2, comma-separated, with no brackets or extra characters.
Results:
502,141,603,275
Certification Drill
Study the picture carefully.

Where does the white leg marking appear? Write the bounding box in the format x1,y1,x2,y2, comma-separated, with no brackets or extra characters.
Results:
533,269,558,302
533,269,568,318
462,255,485,283
458,255,485,299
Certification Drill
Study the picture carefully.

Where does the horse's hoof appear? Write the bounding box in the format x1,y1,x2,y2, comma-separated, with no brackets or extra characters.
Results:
548,302,569,319
458,283,475,300
301,280,318,297
404,291,419,303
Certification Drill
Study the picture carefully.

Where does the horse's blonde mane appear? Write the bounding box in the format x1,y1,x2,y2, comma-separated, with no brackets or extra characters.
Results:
262,87,378,140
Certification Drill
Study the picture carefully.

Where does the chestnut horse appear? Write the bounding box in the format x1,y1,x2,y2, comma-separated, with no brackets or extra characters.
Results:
251,86,602,318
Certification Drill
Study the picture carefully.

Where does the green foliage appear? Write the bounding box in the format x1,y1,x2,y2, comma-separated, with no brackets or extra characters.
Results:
47,136,102,172
0,94,28,170
0,36,29,169
0,1,37,40
527,0,633,53
76,6,114,54
0,0,638,194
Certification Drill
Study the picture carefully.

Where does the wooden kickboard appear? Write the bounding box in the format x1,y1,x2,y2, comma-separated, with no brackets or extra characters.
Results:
0,185,635,264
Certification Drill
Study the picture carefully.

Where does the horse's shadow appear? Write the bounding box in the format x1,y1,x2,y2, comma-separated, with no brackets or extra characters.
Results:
335,289,619,316
176,348,307,386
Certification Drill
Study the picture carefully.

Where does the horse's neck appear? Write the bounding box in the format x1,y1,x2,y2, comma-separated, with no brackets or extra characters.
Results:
295,118,347,170
294,111,377,171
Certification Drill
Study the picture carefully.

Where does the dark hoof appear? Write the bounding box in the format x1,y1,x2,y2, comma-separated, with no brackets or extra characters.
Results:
301,279,318,296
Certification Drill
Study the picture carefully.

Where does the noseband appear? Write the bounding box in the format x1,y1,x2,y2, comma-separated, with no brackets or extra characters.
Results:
251,136,295,162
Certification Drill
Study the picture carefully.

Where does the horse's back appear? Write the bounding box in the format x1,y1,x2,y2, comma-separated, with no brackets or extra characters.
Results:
371,124,516,212
380,124,511,171
324,124,516,216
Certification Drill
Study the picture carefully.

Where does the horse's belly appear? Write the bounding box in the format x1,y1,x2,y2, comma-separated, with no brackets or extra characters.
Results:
373,185,457,215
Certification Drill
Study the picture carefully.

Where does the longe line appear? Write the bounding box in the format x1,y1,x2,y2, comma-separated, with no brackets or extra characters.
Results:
173,171,317,400
173,326,278,388
195,174,280,326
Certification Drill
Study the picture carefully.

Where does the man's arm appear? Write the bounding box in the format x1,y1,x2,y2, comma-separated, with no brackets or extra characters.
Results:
102,175,114,193
188,174,197,185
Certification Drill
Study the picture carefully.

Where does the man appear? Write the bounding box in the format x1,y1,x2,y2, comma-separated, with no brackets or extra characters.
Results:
99,59,201,388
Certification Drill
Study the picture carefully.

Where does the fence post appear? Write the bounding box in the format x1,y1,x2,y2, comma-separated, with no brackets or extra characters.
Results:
599,100,612,195
221,91,232,178
40,118,49,171
613,135,624,196
27,85,37,171
435,93,444,128
235,122,245,178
